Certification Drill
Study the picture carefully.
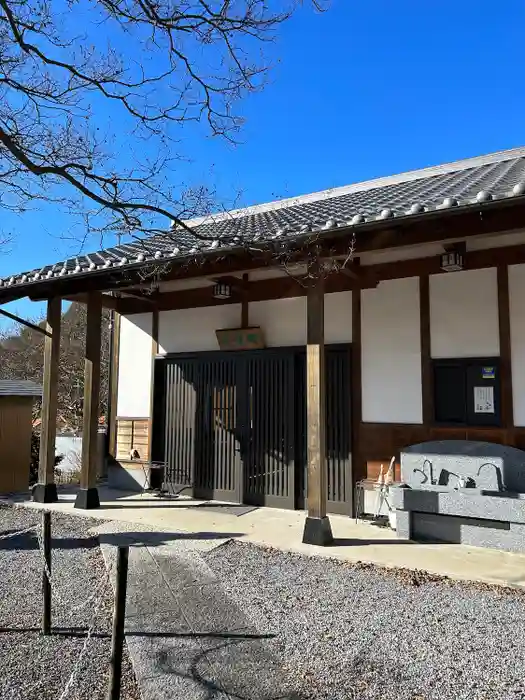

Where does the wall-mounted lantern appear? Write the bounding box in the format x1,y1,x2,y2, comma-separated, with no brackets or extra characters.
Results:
440,250,464,272
213,281,232,300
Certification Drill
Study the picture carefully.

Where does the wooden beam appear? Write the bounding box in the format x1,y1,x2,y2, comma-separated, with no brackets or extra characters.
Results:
120,289,158,304
211,275,243,289
340,267,359,279
0,308,51,337
302,264,333,546
116,239,525,317
64,293,119,310
354,200,525,254
351,280,364,492
119,270,361,315
33,297,61,503
498,264,514,428
108,311,121,460
419,275,433,426
148,308,159,461
75,292,102,509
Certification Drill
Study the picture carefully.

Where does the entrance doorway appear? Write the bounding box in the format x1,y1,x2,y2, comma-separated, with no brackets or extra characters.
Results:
152,345,352,513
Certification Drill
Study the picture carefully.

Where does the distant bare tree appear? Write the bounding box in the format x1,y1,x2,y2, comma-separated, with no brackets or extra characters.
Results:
0,303,110,430
0,0,324,246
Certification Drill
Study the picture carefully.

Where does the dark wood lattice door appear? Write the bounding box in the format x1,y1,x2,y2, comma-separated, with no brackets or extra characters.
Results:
242,352,295,509
194,357,242,502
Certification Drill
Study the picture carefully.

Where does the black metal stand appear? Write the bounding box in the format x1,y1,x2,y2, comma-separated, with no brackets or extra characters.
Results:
107,546,129,700
42,511,51,635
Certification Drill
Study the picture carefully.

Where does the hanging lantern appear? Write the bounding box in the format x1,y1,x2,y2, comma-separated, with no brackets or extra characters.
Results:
213,281,232,300
440,250,463,272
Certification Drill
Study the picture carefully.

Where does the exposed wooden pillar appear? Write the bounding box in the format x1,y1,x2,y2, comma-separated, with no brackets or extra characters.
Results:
302,265,333,546
419,275,433,426
75,292,102,509
498,264,514,429
351,281,364,492
148,308,159,461
107,311,121,459
33,297,61,503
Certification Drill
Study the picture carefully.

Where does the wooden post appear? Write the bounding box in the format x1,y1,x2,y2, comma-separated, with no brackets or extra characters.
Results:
147,309,159,462
351,281,363,509
302,265,333,546
107,546,129,700
498,264,514,429
107,311,121,460
41,511,51,635
75,292,102,510
419,275,433,427
33,297,61,503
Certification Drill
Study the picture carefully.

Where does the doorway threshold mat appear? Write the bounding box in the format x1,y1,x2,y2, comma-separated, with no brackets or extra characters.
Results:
196,503,259,517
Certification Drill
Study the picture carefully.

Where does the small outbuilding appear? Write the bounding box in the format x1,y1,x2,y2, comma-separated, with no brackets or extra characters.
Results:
0,380,42,494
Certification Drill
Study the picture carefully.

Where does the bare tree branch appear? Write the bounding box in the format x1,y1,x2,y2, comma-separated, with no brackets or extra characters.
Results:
0,0,325,247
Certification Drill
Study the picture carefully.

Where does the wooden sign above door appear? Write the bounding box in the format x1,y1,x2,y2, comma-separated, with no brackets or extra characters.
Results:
215,326,265,351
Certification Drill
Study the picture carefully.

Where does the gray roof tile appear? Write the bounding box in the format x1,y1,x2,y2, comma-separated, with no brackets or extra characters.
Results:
0,380,43,397
2,147,525,297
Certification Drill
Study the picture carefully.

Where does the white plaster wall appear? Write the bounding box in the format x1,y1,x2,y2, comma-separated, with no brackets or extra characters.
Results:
159,304,242,354
429,268,499,359
249,291,352,347
117,313,153,417
249,296,305,347
361,277,422,423
159,292,352,353
509,264,525,426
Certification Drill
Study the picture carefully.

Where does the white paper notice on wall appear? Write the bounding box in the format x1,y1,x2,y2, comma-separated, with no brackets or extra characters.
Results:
474,385,495,414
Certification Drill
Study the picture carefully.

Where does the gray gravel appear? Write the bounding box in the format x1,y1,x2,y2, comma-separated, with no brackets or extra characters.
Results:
204,541,525,700
0,505,140,700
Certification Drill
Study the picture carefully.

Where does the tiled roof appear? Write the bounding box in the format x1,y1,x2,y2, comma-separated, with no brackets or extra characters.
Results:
0,380,43,397
2,146,525,298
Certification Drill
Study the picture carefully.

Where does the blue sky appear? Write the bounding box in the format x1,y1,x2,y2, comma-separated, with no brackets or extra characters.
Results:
2,0,524,324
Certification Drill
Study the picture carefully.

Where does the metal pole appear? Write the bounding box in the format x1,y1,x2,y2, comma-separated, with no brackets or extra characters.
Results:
107,546,129,700
42,511,51,635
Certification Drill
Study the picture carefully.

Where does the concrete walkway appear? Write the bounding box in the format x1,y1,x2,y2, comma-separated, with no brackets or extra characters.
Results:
7,485,525,589
96,520,298,700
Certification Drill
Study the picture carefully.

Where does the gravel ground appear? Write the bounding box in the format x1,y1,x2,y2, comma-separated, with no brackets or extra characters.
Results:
0,505,140,700
205,541,525,700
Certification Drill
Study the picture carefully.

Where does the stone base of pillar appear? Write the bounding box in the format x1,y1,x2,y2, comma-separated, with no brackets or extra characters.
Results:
74,487,100,510
302,516,334,546
32,483,58,503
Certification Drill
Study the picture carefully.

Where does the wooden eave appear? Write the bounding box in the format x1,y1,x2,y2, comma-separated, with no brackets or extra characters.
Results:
0,197,524,314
